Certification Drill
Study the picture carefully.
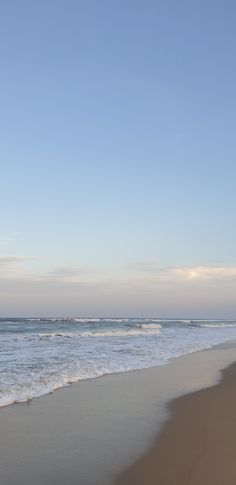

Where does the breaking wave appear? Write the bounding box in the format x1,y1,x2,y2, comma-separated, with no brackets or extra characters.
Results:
1,317,236,407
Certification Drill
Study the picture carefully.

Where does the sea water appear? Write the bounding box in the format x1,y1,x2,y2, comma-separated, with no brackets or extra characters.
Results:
1,317,236,407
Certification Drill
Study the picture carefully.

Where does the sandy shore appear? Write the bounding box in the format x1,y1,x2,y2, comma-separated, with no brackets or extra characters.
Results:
1,343,236,485
116,359,236,485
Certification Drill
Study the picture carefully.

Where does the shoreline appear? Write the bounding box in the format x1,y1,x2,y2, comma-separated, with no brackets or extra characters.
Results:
2,338,235,410
1,342,236,484
116,359,236,485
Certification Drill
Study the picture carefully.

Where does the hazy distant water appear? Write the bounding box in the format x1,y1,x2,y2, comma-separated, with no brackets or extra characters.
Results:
1,317,236,407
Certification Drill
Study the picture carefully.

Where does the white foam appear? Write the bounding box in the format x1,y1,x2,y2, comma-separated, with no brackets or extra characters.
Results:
82,328,161,337
137,323,162,329
199,323,236,328
71,318,101,323
1,318,236,408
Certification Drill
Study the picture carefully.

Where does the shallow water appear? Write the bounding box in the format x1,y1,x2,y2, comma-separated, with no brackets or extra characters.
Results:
1,317,236,406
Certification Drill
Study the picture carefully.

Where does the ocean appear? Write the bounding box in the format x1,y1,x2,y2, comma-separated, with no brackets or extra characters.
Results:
1,317,236,407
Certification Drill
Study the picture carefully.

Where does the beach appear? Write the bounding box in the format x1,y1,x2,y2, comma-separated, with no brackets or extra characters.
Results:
116,351,236,485
0,342,236,485
2,1,235,483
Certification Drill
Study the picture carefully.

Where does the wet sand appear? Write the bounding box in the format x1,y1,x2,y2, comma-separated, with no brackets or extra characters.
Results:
0,343,236,485
116,360,236,485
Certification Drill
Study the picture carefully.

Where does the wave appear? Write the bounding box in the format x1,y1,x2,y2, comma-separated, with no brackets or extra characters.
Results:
136,323,162,329
70,318,101,323
198,323,236,328
82,327,161,337
1,325,236,408
10,332,76,342
0,367,111,408
38,332,75,338
27,318,41,322
11,327,162,341
2,317,236,409
23,318,102,324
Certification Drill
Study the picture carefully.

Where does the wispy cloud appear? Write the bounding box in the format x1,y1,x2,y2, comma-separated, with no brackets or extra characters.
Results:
0,257,97,285
127,262,236,282
50,265,88,277
1,256,236,289
1,258,236,316
0,256,37,278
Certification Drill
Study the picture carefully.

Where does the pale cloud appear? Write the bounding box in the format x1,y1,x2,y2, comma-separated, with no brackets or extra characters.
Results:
0,256,34,264
0,256,37,278
1,256,236,289
1,258,236,317
127,263,236,282
167,266,236,281
0,257,97,285
50,266,88,277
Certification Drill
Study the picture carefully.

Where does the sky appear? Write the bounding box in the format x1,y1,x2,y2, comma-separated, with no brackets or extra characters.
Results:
0,0,236,317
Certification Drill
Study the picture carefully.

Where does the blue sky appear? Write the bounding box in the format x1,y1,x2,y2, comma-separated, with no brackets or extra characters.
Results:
1,1,236,317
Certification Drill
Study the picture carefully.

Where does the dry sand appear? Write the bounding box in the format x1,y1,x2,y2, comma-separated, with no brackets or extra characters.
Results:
116,361,236,485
